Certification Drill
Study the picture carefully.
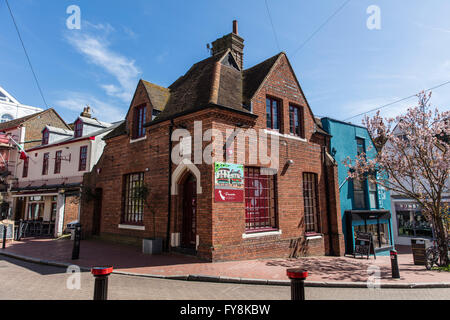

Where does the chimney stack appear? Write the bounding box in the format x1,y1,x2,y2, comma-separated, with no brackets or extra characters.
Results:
233,20,238,35
81,105,92,118
211,20,244,70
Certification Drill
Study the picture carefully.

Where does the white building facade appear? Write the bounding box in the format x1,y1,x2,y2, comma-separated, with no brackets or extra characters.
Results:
0,86,43,123
12,108,121,236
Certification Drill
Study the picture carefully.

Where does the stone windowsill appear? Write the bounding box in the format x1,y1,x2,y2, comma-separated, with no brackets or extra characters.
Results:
130,136,147,144
242,230,282,239
264,129,307,142
118,224,145,231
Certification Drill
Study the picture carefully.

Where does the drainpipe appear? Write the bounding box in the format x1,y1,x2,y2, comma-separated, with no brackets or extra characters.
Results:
165,120,174,251
322,144,335,256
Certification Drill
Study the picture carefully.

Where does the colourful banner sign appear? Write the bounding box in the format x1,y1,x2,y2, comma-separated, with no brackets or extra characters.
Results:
214,162,244,202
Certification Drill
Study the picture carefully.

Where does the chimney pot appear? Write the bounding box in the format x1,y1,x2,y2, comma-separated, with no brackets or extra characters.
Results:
233,20,238,35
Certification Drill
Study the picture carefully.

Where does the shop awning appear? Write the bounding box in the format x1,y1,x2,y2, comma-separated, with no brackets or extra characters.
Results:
345,210,391,221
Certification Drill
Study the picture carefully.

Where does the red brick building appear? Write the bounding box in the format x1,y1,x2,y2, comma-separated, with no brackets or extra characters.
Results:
81,22,345,261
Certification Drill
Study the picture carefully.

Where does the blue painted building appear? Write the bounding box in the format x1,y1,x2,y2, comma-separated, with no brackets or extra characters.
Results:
321,118,394,256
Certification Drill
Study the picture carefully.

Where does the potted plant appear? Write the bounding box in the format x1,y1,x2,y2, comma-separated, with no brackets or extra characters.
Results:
135,185,163,255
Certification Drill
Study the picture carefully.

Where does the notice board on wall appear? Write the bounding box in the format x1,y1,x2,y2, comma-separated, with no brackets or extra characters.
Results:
214,162,244,202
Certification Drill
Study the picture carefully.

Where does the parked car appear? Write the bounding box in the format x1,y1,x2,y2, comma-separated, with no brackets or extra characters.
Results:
65,220,79,234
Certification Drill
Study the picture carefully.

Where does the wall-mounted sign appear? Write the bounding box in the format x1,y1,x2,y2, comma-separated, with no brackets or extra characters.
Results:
214,162,244,202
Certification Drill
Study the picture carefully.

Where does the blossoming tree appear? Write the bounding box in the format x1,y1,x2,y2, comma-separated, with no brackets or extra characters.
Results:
345,92,449,266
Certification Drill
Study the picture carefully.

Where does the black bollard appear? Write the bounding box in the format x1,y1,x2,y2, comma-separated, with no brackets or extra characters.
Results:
91,267,113,300
287,269,308,300
2,225,6,249
71,223,81,260
390,250,400,279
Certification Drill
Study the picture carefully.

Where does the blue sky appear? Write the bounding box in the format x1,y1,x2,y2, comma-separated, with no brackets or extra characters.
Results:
1,0,450,124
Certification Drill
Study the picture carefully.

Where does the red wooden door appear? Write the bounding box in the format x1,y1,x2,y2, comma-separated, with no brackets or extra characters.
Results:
182,175,197,248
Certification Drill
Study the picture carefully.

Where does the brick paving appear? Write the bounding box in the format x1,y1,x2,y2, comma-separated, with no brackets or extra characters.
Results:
1,255,449,300
2,238,450,284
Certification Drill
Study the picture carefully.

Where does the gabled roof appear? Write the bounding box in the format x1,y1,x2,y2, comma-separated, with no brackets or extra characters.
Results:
242,52,283,106
78,116,111,128
141,80,170,112
27,121,123,152
0,86,19,104
0,108,70,132
103,121,127,140
152,50,251,123
43,126,74,136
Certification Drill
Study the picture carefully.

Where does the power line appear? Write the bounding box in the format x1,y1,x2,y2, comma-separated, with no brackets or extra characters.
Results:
264,0,281,52
343,80,450,121
291,0,352,57
5,0,49,108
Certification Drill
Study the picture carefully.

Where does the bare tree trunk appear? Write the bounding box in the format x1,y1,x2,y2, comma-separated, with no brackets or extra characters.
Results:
433,210,449,267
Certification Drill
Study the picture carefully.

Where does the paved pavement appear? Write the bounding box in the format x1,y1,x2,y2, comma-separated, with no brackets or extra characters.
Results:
2,238,450,286
1,255,449,300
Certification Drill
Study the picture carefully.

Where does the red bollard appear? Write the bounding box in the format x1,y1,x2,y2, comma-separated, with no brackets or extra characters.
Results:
286,269,308,300
91,267,113,300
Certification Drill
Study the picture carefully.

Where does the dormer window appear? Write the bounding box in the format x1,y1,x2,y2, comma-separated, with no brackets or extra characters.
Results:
42,129,49,145
152,109,161,121
74,119,83,138
133,104,147,139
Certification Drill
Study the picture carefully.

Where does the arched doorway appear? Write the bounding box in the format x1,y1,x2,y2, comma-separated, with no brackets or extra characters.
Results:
181,174,197,249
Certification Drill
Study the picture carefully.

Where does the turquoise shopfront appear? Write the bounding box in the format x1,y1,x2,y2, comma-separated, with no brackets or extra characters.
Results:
321,118,394,255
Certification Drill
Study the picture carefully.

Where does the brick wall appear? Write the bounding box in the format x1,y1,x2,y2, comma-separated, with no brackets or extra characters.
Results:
25,109,70,149
81,54,344,261
63,194,79,232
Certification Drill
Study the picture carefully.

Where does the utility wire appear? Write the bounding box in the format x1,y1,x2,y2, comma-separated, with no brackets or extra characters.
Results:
5,0,49,109
291,0,352,57
264,0,281,52
343,80,450,121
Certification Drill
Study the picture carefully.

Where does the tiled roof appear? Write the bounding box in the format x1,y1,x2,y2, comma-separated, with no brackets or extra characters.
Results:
141,80,170,112
103,121,127,140
45,126,74,136
79,116,111,128
152,51,252,123
242,53,283,105
0,109,47,131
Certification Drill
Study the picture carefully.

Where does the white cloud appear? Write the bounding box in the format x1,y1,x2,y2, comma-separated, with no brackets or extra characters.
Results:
54,91,125,123
65,22,141,103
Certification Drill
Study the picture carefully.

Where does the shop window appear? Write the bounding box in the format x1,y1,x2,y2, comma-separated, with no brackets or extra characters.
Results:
354,223,391,249
51,202,57,222
74,119,83,138
133,105,147,139
289,105,304,138
353,178,367,209
27,203,44,220
22,157,29,178
266,97,281,131
79,146,88,171
397,210,433,238
303,172,320,233
122,172,145,225
42,153,49,175
244,167,277,232
54,151,62,174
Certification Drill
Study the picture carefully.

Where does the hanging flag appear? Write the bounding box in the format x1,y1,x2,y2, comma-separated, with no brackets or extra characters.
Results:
8,136,28,160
